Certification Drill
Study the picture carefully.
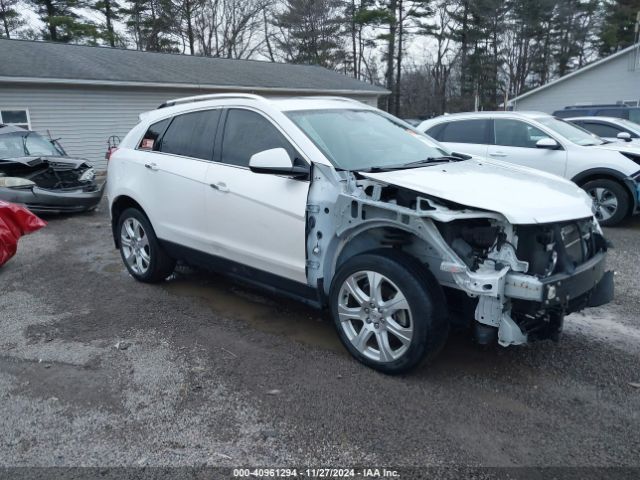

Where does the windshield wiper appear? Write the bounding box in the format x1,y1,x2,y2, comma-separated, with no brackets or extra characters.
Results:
360,155,465,173
22,132,32,156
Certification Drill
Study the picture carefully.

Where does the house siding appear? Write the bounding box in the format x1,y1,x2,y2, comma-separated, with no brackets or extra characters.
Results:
0,83,378,170
511,49,640,113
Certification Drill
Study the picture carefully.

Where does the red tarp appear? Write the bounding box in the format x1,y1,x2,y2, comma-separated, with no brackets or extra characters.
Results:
0,201,47,267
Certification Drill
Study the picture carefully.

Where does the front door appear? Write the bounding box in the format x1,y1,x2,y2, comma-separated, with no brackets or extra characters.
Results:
205,108,310,284
487,119,567,177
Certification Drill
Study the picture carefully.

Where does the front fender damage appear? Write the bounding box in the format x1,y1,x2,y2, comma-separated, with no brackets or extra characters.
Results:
306,165,546,347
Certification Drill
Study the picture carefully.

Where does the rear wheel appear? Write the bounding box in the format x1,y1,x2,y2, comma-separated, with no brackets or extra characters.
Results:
582,179,630,227
117,208,175,282
329,250,449,374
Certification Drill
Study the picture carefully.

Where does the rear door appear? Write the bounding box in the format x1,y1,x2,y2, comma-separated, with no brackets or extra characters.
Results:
487,119,567,177
140,109,221,252
204,108,310,283
426,119,490,157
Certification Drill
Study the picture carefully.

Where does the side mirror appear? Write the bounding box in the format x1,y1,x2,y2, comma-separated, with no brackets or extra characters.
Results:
617,131,632,142
249,148,309,178
536,137,560,150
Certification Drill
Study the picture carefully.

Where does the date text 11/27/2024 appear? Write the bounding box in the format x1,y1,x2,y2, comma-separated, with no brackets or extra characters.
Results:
233,468,401,478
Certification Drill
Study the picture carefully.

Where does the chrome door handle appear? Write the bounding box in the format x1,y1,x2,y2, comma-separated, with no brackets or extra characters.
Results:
144,162,158,170
489,152,507,157
210,182,229,193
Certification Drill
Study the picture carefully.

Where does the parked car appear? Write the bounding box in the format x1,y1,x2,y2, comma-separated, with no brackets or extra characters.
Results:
553,104,640,123
0,124,104,213
107,94,613,373
418,112,640,226
567,116,640,144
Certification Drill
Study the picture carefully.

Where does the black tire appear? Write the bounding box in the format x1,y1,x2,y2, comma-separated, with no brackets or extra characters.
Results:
329,249,449,374
582,179,630,227
116,208,175,283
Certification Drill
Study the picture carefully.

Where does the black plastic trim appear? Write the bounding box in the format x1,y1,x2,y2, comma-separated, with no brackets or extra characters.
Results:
541,252,608,307
159,240,323,309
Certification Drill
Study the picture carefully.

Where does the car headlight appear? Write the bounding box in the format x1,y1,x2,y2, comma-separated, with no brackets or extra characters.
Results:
79,167,96,182
0,177,36,188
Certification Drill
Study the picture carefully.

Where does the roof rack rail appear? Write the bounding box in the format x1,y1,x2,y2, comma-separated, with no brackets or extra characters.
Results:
294,96,364,104
158,93,266,109
564,104,623,109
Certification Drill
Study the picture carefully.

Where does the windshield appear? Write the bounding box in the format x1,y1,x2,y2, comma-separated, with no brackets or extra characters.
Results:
0,131,65,160
538,117,604,146
617,118,640,133
286,109,450,170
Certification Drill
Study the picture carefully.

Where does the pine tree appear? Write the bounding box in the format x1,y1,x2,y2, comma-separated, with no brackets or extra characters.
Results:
28,0,96,42
273,0,346,68
0,0,24,38
599,0,640,55
91,0,122,46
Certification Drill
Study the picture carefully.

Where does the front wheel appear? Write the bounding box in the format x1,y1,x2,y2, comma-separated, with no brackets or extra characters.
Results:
117,208,175,282
582,179,630,227
329,250,449,374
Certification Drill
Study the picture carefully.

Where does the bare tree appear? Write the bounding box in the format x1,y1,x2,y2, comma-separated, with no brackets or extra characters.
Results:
193,0,270,58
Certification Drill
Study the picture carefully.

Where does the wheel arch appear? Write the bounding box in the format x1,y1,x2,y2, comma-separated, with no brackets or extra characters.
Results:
571,168,637,215
110,195,149,248
323,222,438,296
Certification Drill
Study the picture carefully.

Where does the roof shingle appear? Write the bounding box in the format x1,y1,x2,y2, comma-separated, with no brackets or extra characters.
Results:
0,39,387,94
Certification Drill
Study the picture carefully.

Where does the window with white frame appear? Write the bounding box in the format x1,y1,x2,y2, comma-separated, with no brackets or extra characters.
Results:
0,109,30,129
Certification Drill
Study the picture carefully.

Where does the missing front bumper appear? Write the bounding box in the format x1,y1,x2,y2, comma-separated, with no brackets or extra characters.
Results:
504,252,612,309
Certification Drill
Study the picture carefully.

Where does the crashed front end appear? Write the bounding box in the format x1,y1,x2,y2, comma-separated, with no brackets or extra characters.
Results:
0,157,104,214
306,164,614,347
438,216,612,345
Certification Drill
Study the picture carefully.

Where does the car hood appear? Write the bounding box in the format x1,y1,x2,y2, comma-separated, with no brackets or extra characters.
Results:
0,156,88,169
592,142,640,154
359,158,594,224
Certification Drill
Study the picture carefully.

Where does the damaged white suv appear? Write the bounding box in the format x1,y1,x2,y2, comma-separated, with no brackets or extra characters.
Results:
107,94,614,373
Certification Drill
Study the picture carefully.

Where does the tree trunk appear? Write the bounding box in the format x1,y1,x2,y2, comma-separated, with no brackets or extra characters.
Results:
44,0,57,41
384,0,397,113
105,0,115,47
350,0,357,78
394,0,403,116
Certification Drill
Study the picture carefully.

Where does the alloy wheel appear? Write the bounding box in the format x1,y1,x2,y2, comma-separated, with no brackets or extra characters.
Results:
337,270,413,363
120,217,151,275
588,187,618,222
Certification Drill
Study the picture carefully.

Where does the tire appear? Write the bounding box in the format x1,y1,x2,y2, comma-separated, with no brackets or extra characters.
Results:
116,208,175,283
329,249,449,374
582,179,630,227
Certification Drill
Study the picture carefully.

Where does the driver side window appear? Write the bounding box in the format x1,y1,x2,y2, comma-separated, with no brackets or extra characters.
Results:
220,109,297,167
494,119,549,148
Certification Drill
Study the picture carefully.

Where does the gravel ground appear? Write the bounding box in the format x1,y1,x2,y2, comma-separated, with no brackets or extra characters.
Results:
0,203,639,475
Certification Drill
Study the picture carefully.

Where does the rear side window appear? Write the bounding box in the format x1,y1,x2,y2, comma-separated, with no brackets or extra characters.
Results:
438,120,488,144
494,119,548,148
158,110,221,160
220,109,296,167
425,123,446,141
139,118,170,150
581,122,623,138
